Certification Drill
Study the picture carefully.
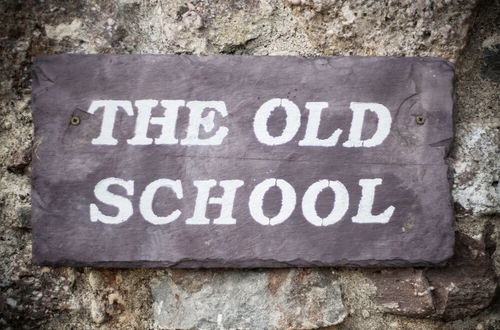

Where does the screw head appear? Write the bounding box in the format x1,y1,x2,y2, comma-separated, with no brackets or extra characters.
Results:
416,115,425,125
70,116,80,126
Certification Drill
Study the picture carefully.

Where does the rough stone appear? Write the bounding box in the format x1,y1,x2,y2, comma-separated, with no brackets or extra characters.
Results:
6,146,32,175
368,269,435,318
452,122,500,215
14,206,31,229
450,0,500,217
151,269,347,329
425,233,498,321
182,10,203,30
287,0,479,59
90,299,107,324
88,270,106,291
481,40,500,82
369,232,498,321
44,19,84,41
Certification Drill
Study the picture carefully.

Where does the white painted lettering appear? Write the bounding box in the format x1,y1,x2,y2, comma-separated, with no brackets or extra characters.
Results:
186,179,244,225
302,179,349,226
249,178,296,225
299,102,343,147
128,100,184,145
343,102,392,148
89,100,134,145
90,177,134,224
352,178,395,223
181,101,228,145
253,98,301,145
139,179,183,225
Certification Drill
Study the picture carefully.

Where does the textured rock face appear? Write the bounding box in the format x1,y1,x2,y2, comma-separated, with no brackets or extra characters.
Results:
369,232,498,320
0,0,499,329
426,233,498,320
151,269,346,329
367,269,435,318
287,0,478,59
451,10,500,216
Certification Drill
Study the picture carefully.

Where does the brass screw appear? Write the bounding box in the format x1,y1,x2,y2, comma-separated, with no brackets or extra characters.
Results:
416,115,425,125
70,116,80,126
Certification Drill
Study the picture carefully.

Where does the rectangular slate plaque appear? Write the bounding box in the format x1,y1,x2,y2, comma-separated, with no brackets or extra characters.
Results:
31,54,455,268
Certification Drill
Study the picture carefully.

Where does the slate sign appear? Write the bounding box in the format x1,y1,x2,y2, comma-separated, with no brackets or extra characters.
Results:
31,55,455,268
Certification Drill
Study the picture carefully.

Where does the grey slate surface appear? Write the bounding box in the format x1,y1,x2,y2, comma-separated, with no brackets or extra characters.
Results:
31,55,455,267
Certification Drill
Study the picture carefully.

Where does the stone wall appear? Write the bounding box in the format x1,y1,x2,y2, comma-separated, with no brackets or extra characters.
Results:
0,0,498,329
